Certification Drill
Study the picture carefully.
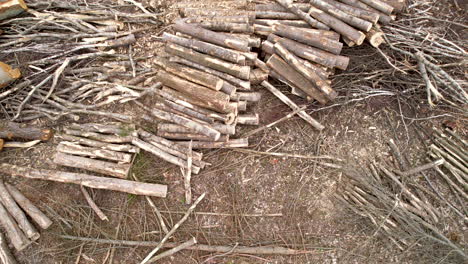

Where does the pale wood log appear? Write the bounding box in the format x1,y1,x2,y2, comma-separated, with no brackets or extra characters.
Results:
4,183,52,230
0,62,21,88
0,182,39,241
322,0,380,24
261,81,324,130
154,58,223,91
0,121,53,141
253,24,273,36
338,0,394,24
231,92,262,102
155,98,215,124
158,123,235,135
274,0,330,30
381,0,406,13
307,5,366,44
198,22,254,34
255,19,312,28
303,28,341,41
59,134,139,153
342,36,355,47
0,164,168,197
0,202,30,251
64,128,133,143
57,142,133,163
274,42,337,101
269,69,311,100
67,123,136,136
0,0,27,21
54,152,131,179
177,138,249,149
0,232,17,264
80,185,108,221
272,24,343,54
236,101,247,112
162,33,246,64
166,44,250,80
255,59,269,73
104,34,136,48
184,15,254,24
255,11,300,20
310,0,373,31
266,54,329,104
0,139,3,151
169,56,250,90
249,68,269,85
366,27,384,47
255,3,310,12
359,0,394,14
132,138,200,174
172,22,250,52
157,131,229,142
220,81,237,96
237,114,259,125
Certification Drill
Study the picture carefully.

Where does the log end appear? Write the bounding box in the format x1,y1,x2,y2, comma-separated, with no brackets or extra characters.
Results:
41,129,54,141
368,32,385,48
215,80,224,91
0,139,3,151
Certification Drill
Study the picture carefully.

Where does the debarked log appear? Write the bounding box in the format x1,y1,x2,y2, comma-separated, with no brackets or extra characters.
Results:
0,164,168,197
0,202,30,251
0,121,53,141
359,0,394,15
177,138,249,149
231,92,262,102
310,0,373,32
255,3,310,12
237,114,259,125
322,0,380,24
59,134,140,153
0,231,17,264
274,0,330,30
183,15,254,25
249,69,269,85
156,131,229,142
255,11,300,20
0,62,21,88
198,21,254,34
0,0,27,21
63,128,132,143
255,19,312,28
67,123,136,136
57,141,133,163
155,97,215,124
338,0,394,24
158,123,235,135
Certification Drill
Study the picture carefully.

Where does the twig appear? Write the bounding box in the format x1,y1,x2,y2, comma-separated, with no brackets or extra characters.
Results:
243,106,306,137
183,141,193,205
148,237,197,263
398,159,444,176
79,185,108,221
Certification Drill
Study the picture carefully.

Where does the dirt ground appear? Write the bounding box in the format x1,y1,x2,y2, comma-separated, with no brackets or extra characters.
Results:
0,0,466,264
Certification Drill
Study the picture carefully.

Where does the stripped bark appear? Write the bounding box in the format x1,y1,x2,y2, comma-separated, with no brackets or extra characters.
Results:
0,121,53,141
59,134,139,153
57,142,133,163
177,138,249,149
310,0,373,31
158,123,235,135
274,0,330,30
0,202,30,251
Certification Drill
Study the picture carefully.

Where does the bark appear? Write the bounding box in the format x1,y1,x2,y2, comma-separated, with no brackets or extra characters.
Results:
54,152,132,179
269,69,309,99
59,134,139,153
0,62,21,88
158,123,236,135
255,11,300,20
4,183,52,230
0,164,168,197
198,22,254,34
261,81,324,130
0,232,17,264
266,54,329,104
63,128,133,143
322,0,379,24
255,19,312,28
381,0,406,13
255,3,310,12
338,0,394,24
67,123,136,136
237,114,259,125
274,0,330,30
157,131,229,142
310,0,373,31
165,44,250,80
307,5,366,44
0,139,3,151
156,97,215,124
249,68,269,85
172,22,250,52
162,33,246,64
231,92,262,102
184,15,254,25
235,101,247,112
0,182,39,241
132,138,201,174
359,0,394,15
155,58,223,91
57,142,133,163
271,24,343,54
274,43,337,101
0,202,30,252
220,81,237,96
255,58,269,73
0,121,53,141
253,24,273,36
0,0,27,21
177,138,249,149
169,56,251,90
104,34,136,48
366,27,384,47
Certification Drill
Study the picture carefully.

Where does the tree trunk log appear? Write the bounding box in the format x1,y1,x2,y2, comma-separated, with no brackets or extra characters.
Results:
169,56,250,90
271,24,343,54
231,92,262,102
172,22,250,52
310,0,373,31
67,123,136,136
359,0,394,15
236,101,247,112
63,128,132,144
338,0,394,24
80,185,108,221
158,123,235,136
154,58,223,91
0,164,168,197
0,202,30,251
381,0,406,13
0,0,27,21
4,183,52,230
162,33,246,64
54,152,132,179
177,138,249,149
184,15,254,25
255,3,310,12
255,11,300,20
322,0,380,24
198,22,254,34
0,62,21,89
274,0,330,30
165,44,250,80
366,27,384,47
255,19,312,28
0,232,17,264
249,68,269,85
237,114,259,125
0,121,53,141
104,34,136,48
157,131,229,142
220,81,237,96
261,81,324,130
59,134,139,153
0,182,39,241
274,43,337,101
155,98,215,124
57,142,133,163
266,54,329,104
253,24,273,36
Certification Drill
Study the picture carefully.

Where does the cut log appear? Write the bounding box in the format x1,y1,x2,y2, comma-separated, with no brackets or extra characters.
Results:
59,134,139,153
220,81,237,96
0,0,27,21
172,22,250,52
272,24,343,54
183,15,254,25
237,114,259,125
54,152,132,179
255,19,312,28
231,92,262,102
322,0,380,24
0,202,30,251
310,0,373,31
63,128,132,143
249,69,269,85
359,0,394,15
338,0,394,24
0,62,21,88
236,101,247,112
274,43,337,100
104,34,136,48
255,58,269,73
261,81,324,130
169,56,250,90
177,138,249,149
155,99,215,124
158,123,235,135
80,185,108,221
0,231,17,264
0,182,39,241
57,142,133,163
269,69,309,100
366,27,385,47
253,24,273,36
0,164,168,197
162,33,246,64
154,58,223,91
165,44,250,80
132,138,200,174
157,131,229,142
255,11,300,20
274,0,330,30
381,0,406,13
0,121,53,141
255,3,310,12
67,123,136,136
266,54,328,104
4,183,52,230
198,22,254,34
